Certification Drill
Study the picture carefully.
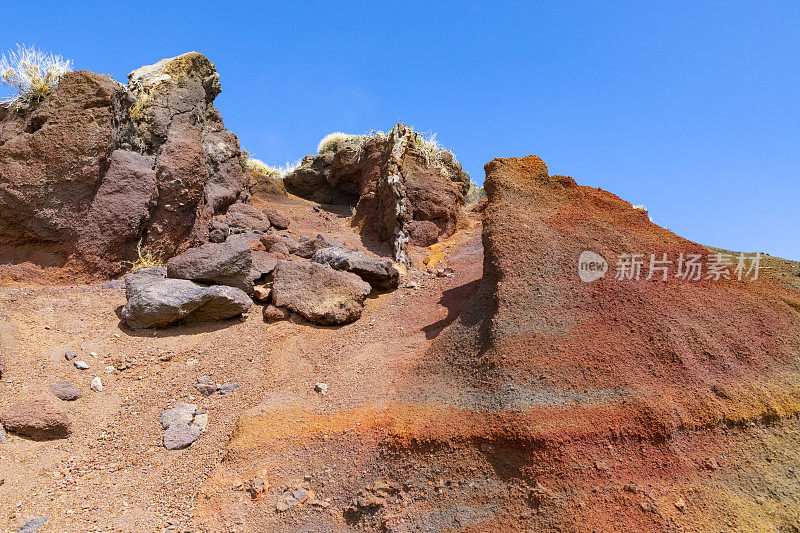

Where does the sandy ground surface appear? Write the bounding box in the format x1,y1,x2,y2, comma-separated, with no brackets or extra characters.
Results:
0,195,484,532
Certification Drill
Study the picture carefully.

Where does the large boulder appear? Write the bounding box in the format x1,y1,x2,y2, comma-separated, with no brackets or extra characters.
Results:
121,267,251,328
0,52,250,277
166,238,253,294
0,398,72,440
271,261,371,325
311,247,399,290
225,203,271,232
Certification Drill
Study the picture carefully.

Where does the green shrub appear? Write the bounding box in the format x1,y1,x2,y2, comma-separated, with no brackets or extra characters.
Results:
0,44,73,109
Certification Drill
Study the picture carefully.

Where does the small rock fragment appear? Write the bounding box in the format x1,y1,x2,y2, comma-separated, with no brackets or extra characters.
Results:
159,403,197,429
64,350,78,361
314,383,328,395
17,516,48,533
48,382,83,401
90,377,103,392
74,361,89,370
163,422,201,450
218,383,239,395
191,413,209,432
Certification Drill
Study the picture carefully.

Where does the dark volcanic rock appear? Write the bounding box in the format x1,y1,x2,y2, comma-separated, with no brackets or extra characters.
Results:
0,398,71,440
0,52,250,277
284,153,356,205
294,234,342,259
225,203,271,232
262,208,290,230
311,247,399,290
166,239,254,294
121,267,251,328
48,381,83,401
271,260,371,325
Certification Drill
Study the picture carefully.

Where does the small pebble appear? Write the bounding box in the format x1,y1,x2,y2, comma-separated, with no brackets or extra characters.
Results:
74,361,89,370
90,377,103,392
314,383,328,395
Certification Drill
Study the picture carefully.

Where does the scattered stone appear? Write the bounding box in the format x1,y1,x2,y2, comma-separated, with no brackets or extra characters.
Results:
271,260,371,325
160,403,197,430
48,382,83,401
195,382,217,397
675,498,686,512
263,305,290,323
191,413,209,432
246,477,269,500
166,238,254,294
64,350,78,361
17,516,48,533
163,422,202,450
314,383,328,395
0,398,71,440
251,251,278,278
253,286,271,302
0,424,6,443
294,234,342,259
262,209,290,230
269,241,290,255
311,247,400,290
104,365,115,374
217,383,239,395
293,488,310,504
276,496,299,512
74,360,89,370
90,377,103,392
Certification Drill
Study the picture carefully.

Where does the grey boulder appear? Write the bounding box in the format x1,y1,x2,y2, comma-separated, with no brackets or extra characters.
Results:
225,203,271,232
121,268,251,329
163,422,202,450
311,247,399,290
166,238,254,294
49,381,83,401
294,234,342,259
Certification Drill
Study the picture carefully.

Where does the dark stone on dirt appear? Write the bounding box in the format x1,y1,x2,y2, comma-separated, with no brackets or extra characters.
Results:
17,516,48,533
195,382,217,397
218,383,239,395
163,422,201,450
294,234,342,259
271,260,371,325
262,209,290,230
121,267,251,328
311,247,399,290
251,251,278,278
225,203,271,232
49,381,83,401
263,305,290,323
166,238,253,294
0,398,71,440
64,350,78,361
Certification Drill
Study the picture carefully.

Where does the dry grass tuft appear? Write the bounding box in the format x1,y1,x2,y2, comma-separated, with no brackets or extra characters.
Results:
124,241,164,272
0,44,73,109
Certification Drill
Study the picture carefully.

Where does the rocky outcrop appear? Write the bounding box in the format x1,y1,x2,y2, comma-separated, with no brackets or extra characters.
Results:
311,247,399,290
166,238,254,294
283,124,470,261
120,267,251,328
271,260,371,325
0,52,249,276
0,398,72,440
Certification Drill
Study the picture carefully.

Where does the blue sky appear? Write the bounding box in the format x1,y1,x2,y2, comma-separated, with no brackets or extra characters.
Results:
2,1,798,260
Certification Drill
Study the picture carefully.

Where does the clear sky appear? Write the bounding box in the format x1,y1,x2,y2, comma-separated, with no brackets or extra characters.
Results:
2,1,798,260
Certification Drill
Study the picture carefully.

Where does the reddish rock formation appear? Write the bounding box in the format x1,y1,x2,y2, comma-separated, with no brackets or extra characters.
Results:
0,52,249,277
284,123,470,261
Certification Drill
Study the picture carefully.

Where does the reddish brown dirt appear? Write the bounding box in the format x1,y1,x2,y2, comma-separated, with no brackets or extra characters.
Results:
0,160,798,532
